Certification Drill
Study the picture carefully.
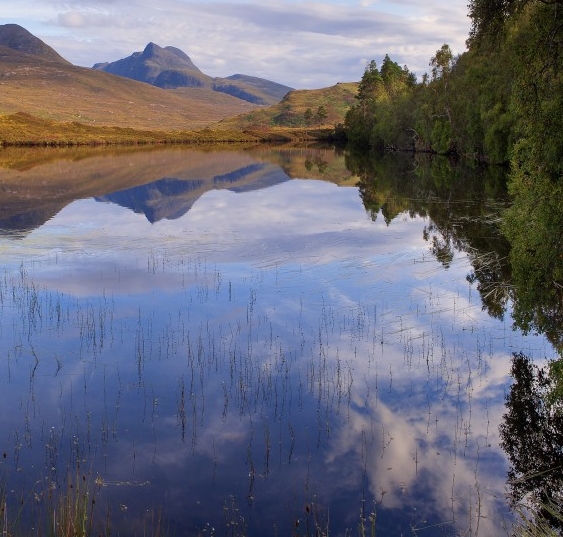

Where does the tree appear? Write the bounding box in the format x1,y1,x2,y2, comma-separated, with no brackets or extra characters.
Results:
430,44,454,82
316,105,328,125
502,172,563,350
425,45,456,154
355,60,384,103
345,55,418,150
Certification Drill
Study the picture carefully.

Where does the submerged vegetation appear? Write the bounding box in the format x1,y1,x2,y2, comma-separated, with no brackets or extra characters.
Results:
2,146,548,536
0,145,561,535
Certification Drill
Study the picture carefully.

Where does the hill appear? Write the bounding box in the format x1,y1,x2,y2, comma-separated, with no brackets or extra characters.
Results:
0,24,355,144
217,82,358,130
0,23,70,64
93,42,293,106
0,25,261,133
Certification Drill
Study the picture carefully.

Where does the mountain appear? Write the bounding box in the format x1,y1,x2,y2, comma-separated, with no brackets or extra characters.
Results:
93,42,293,106
0,25,258,131
0,147,291,234
93,42,205,87
0,23,70,64
0,24,347,143
0,145,358,235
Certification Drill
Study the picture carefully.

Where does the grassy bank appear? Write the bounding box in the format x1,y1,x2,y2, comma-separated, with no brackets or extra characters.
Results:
0,112,337,147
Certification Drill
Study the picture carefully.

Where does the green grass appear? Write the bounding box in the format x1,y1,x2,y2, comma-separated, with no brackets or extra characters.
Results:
0,469,168,537
513,501,563,537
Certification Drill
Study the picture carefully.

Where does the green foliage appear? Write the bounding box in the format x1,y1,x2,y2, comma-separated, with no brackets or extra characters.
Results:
316,105,328,124
430,120,453,155
430,44,454,81
467,0,536,44
344,55,417,149
548,359,563,408
343,35,519,162
505,1,563,181
492,0,563,352
356,60,384,103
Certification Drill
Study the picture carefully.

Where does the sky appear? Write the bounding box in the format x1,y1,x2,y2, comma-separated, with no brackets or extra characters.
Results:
3,0,471,89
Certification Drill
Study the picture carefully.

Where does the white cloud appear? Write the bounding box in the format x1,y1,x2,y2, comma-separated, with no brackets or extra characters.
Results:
6,0,471,87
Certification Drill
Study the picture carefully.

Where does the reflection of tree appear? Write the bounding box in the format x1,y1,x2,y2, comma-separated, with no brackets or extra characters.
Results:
503,175,563,351
500,352,563,531
346,148,512,319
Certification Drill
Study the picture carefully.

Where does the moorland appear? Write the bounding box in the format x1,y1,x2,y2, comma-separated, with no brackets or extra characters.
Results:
0,23,356,145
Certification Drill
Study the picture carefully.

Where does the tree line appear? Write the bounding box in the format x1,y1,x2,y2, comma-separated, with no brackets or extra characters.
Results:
344,1,563,356
344,0,563,173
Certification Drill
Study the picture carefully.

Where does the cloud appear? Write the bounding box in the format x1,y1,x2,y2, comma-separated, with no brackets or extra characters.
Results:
9,0,470,87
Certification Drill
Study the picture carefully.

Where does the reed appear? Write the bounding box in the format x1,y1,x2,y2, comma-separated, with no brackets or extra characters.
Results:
513,500,563,537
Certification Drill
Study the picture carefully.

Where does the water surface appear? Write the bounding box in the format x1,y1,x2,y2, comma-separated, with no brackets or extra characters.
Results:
0,146,554,535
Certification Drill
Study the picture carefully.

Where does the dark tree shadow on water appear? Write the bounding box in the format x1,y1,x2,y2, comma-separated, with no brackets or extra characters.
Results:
500,352,563,533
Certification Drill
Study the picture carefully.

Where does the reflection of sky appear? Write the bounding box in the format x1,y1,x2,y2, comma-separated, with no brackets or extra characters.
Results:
0,173,554,535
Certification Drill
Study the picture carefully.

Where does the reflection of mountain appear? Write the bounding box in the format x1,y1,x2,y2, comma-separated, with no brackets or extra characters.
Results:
95,163,290,223
0,146,359,238
0,203,66,236
0,148,299,238
95,178,205,223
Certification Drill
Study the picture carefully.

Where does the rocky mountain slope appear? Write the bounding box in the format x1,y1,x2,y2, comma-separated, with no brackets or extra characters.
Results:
0,23,70,64
93,42,293,105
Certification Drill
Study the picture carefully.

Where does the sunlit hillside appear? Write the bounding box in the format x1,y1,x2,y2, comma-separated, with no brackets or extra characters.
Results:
217,82,358,130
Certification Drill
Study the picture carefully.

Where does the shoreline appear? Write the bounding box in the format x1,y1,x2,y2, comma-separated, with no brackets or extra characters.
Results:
0,112,337,147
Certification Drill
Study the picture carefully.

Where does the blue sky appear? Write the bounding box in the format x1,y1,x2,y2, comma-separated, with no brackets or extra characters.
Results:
2,0,470,88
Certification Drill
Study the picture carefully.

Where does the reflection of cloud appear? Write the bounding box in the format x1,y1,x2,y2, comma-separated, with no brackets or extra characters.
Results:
323,350,513,535
1,151,556,535
10,180,427,297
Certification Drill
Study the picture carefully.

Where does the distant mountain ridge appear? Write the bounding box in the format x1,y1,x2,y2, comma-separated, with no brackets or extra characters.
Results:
0,24,354,141
93,42,293,106
93,42,203,85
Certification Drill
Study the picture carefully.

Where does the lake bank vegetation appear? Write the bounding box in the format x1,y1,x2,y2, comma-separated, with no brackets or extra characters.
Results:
343,0,563,356
343,0,563,171
0,112,339,147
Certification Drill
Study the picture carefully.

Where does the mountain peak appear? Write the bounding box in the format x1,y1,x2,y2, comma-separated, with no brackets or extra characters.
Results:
0,24,70,64
94,41,202,81
141,42,161,58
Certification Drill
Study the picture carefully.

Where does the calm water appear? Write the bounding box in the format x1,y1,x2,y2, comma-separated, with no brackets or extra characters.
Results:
0,146,555,536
